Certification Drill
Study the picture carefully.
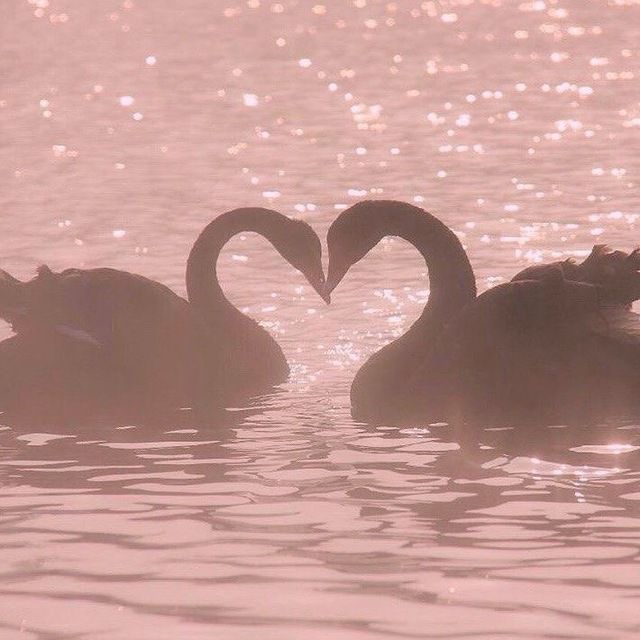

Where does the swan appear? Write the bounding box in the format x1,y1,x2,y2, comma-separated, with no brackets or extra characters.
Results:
0,207,326,412
324,200,640,424
512,243,640,306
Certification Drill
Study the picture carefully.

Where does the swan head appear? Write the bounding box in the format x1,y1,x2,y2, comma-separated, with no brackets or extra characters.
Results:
274,219,328,304
324,201,387,296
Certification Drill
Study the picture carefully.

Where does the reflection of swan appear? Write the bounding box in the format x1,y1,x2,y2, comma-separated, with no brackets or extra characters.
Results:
0,208,326,413
325,200,640,424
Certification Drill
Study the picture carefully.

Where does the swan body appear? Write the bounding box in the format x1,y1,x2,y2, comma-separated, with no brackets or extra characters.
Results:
0,265,211,406
427,272,640,422
0,208,326,412
325,200,640,424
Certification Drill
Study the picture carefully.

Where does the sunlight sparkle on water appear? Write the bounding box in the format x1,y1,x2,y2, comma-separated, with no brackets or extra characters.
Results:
5,1,640,637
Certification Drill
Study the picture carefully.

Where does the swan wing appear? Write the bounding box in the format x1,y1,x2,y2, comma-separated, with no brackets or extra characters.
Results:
580,306,640,352
54,324,104,347
423,281,640,408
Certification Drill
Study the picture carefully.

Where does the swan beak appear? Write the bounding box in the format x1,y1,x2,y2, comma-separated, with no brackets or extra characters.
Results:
309,276,331,304
324,262,348,300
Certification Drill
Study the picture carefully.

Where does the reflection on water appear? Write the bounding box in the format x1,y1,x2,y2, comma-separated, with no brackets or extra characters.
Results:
3,0,640,637
1,398,639,639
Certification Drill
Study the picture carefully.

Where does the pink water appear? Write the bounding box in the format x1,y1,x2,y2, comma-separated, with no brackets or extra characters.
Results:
1,0,640,637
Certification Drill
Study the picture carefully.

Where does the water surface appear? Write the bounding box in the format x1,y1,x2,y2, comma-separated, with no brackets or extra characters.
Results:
2,0,640,637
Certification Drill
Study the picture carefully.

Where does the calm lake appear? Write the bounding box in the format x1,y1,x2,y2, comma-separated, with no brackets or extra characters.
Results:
2,0,640,637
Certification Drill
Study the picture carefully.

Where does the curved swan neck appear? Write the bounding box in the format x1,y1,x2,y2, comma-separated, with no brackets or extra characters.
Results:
376,202,476,319
186,207,286,319
346,202,477,423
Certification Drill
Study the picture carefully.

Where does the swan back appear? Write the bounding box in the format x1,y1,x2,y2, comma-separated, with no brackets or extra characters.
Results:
0,265,212,403
422,271,640,422
513,245,640,306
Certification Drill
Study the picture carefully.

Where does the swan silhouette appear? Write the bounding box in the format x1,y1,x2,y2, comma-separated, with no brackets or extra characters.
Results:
325,200,640,424
0,207,326,413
